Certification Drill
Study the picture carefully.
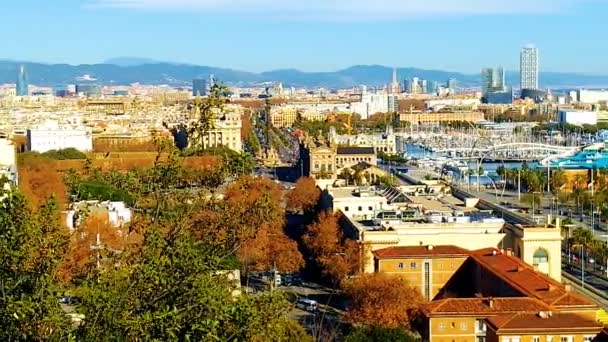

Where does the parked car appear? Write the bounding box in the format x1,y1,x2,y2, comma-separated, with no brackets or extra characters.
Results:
296,298,318,312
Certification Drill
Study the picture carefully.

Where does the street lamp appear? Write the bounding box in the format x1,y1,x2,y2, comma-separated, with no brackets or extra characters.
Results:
532,191,541,222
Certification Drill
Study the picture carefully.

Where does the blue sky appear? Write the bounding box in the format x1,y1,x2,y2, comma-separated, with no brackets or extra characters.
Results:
5,0,608,73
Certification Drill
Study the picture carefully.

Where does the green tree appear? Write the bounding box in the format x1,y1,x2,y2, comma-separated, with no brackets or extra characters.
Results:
187,84,230,154
0,191,72,340
520,192,542,209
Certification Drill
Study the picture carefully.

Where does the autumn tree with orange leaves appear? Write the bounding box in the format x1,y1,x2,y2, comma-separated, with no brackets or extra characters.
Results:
344,273,422,329
303,211,360,285
59,213,138,283
286,177,320,214
193,176,305,273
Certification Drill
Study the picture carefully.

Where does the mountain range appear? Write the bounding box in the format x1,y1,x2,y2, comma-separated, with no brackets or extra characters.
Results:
1,58,608,89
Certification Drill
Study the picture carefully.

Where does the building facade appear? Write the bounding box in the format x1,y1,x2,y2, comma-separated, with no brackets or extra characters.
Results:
16,64,28,97
482,67,506,97
521,46,540,90
27,122,93,153
192,78,207,97
201,106,243,152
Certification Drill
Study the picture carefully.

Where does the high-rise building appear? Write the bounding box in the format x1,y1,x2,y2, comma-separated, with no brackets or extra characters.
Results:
388,67,401,94
427,81,438,95
16,64,28,96
520,45,539,90
447,78,457,93
192,78,206,96
481,67,505,96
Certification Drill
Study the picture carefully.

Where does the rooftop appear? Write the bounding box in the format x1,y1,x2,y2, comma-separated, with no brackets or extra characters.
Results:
373,245,469,259
470,248,596,308
422,297,552,317
336,146,375,155
486,312,603,333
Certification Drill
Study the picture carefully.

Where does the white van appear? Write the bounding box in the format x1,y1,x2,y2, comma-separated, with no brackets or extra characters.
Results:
296,298,319,312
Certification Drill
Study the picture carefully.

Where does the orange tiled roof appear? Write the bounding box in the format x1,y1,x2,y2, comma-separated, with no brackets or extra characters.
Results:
372,245,470,259
421,297,551,317
470,248,596,308
486,312,603,333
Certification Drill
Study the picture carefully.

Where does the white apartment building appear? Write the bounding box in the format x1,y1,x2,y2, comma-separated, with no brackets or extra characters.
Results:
0,138,17,186
558,109,597,126
27,121,93,153
66,201,133,230
350,93,389,119
576,89,608,104
520,46,539,90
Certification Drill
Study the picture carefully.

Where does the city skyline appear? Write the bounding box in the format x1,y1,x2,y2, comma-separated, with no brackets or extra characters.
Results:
5,0,608,74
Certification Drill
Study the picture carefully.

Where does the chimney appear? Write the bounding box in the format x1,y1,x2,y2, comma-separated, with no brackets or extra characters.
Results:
506,248,513,256
427,245,434,251
500,248,504,254
487,298,494,308
547,284,556,292
492,250,497,256
538,311,549,319
565,284,572,292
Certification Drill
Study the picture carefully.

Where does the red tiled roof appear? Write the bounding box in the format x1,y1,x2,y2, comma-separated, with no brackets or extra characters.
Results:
421,297,551,317
470,248,596,308
372,245,470,259
486,312,603,333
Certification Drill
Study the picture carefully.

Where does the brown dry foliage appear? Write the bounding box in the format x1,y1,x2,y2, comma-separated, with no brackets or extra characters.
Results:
241,112,251,142
18,154,68,209
238,225,304,273
343,272,423,329
58,214,132,283
304,211,360,284
286,177,320,213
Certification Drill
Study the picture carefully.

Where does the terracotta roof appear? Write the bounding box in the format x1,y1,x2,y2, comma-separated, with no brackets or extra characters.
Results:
372,245,470,259
470,248,596,308
422,297,552,317
486,312,603,333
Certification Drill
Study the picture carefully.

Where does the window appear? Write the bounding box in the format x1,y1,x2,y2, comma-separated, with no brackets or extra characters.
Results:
460,322,467,331
410,262,417,269
397,263,404,270
358,206,362,211
533,337,540,342
368,206,373,211
583,337,593,342
438,323,445,331
477,338,486,342
344,206,349,212
560,337,572,342
533,249,549,265
437,262,443,270
451,322,456,328
547,337,553,342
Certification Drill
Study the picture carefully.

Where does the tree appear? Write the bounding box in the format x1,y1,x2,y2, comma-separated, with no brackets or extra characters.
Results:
0,191,72,340
286,177,321,214
343,273,422,329
303,212,360,285
550,169,568,195
238,225,304,273
18,153,68,208
520,192,542,209
345,326,417,342
187,84,230,154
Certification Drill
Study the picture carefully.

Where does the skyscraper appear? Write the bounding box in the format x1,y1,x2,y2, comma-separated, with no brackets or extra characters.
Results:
389,67,400,94
447,78,457,93
16,64,28,96
192,78,206,96
481,67,505,96
520,45,539,90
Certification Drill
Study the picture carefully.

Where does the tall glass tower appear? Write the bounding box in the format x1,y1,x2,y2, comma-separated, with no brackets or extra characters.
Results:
16,64,28,96
520,46,539,90
481,67,505,96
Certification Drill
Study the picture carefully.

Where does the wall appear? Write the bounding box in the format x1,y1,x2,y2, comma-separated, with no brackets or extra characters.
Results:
429,317,477,342
377,256,467,300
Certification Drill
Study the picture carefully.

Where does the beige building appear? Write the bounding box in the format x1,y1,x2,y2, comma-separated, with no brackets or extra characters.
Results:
335,185,563,282
192,105,243,152
270,105,299,128
398,111,484,125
